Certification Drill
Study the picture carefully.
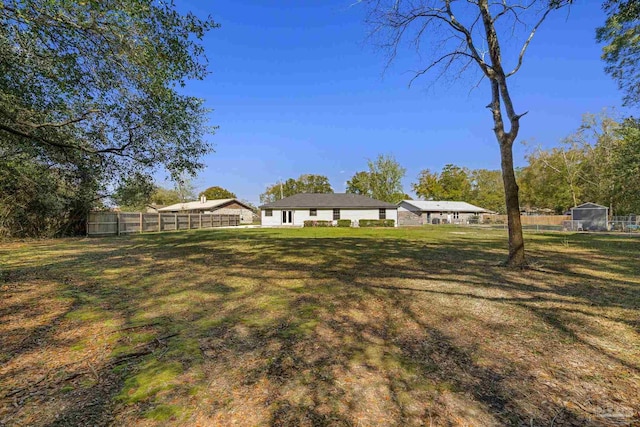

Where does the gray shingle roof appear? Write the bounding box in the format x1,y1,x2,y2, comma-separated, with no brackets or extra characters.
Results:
260,193,397,209
400,200,489,213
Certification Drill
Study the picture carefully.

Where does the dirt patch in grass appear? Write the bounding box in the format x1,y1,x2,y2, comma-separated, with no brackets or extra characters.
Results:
1,228,639,426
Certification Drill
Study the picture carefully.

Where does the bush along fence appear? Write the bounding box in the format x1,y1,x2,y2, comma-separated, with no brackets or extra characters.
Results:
87,212,240,236
303,219,396,228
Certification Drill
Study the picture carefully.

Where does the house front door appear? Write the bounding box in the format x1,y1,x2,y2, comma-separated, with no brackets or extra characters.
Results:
282,210,293,225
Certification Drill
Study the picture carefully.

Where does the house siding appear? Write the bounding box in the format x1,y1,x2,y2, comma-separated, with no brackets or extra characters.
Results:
261,208,398,227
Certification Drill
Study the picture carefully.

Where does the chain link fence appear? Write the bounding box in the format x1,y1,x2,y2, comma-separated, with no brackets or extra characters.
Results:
463,214,640,234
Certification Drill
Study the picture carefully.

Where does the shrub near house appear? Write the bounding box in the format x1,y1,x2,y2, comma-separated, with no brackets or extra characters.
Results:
359,219,395,227
303,220,333,227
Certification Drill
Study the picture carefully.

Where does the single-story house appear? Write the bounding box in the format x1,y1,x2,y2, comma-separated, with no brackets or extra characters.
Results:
570,202,608,231
397,200,489,225
260,193,398,227
158,197,254,224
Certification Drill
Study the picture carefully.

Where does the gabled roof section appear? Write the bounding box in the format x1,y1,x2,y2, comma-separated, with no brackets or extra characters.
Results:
400,200,489,213
158,198,253,212
260,193,397,209
571,202,608,210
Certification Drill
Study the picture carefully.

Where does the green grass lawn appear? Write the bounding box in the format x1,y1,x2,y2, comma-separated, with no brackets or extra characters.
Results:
1,227,639,426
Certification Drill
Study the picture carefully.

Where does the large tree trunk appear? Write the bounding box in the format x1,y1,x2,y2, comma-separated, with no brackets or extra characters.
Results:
499,141,525,266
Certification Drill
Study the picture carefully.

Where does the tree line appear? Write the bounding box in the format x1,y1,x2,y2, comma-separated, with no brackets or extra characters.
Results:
260,110,640,216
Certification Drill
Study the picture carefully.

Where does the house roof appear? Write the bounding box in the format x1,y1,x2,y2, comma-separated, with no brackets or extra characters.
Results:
260,193,397,209
400,200,489,213
571,202,608,210
158,198,253,212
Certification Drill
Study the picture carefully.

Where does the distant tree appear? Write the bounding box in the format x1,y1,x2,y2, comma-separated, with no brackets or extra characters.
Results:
346,171,372,196
362,0,573,265
573,112,622,211
112,174,156,211
151,187,182,206
297,174,334,194
610,117,640,214
519,149,578,213
438,165,472,201
597,0,640,106
469,169,505,213
260,174,333,204
412,169,444,200
175,176,196,203
199,186,237,200
517,111,639,215
412,165,470,201
367,154,406,203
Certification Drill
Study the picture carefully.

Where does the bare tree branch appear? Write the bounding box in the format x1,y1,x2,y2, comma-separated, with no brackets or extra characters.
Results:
506,4,556,77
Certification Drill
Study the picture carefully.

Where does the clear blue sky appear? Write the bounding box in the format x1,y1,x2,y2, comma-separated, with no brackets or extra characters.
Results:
166,0,627,205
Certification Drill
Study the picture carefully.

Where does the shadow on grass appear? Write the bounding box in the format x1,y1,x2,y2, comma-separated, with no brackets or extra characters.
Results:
0,227,638,425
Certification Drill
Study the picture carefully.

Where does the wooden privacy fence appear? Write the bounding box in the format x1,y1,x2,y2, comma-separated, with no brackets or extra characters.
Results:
485,215,568,226
87,212,240,236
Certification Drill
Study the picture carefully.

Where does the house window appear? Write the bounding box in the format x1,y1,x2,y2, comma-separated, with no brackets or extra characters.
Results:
265,209,272,217
310,208,317,216
453,212,459,219
379,209,386,220
333,209,340,220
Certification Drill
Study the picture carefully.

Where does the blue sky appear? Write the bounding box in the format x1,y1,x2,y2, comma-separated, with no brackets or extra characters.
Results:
166,1,627,205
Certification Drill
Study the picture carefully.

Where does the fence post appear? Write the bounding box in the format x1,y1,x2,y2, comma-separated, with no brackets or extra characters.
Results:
188,214,191,230
199,213,202,229
140,212,143,234
117,212,121,236
175,213,178,231
86,211,90,236
158,213,161,232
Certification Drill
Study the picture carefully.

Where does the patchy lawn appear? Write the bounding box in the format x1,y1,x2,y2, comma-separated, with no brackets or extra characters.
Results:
0,227,639,426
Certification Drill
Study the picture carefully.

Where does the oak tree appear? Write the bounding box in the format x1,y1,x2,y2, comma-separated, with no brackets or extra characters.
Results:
0,0,217,236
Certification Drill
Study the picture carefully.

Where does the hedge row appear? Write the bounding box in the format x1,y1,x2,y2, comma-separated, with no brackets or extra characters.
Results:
303,219,396,227
303,220,333,227
358,219,395,227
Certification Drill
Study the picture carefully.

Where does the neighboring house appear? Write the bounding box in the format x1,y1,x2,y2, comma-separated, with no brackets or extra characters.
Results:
397,200,489,225
570,202,609,231
158,197,254,224
260,193,398,227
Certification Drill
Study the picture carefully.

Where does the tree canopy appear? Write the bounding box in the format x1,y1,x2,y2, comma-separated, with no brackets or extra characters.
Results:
346,171,372,196
0,0,217,236
346,155,406,203
597,0,640,106
260,174,333,204
199,186,237,200
518,111,640,215
412,166,505,213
